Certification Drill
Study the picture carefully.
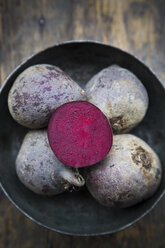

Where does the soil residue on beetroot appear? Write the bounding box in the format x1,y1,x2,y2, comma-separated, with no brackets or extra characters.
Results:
131,146,152,170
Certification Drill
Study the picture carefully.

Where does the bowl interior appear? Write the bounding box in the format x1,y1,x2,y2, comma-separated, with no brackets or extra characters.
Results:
0,42,165,236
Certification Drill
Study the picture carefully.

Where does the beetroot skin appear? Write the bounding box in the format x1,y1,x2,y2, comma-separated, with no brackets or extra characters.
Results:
48,101,113,168
84,134,162,208
16,130,85,195
85,65,149,134
8,64,85,128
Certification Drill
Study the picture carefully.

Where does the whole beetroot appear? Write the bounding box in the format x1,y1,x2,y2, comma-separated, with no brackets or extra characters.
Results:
16,130,85,195
84,134,162,208
85,65,149,133
8,64,85,128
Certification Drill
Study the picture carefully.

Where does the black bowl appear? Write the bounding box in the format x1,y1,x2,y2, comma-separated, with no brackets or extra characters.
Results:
0,41,164,236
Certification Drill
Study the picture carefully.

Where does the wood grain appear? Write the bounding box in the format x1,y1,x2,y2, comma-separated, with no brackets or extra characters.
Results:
0,0,165,247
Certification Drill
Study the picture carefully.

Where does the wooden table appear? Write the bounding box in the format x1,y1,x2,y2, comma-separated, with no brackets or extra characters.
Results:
0,0,165,247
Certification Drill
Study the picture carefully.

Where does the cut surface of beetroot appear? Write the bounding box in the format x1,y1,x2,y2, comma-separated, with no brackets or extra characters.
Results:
48,101,113,168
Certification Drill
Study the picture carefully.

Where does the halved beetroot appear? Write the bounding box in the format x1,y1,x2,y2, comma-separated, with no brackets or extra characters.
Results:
48,101,113,168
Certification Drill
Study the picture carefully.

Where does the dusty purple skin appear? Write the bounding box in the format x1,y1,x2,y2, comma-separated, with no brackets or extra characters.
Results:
84,134,162,208
8,64,85,128
85,65,149,133
16,130,85,195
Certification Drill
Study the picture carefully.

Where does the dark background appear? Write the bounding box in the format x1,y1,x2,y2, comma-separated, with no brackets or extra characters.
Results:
0,0,165,247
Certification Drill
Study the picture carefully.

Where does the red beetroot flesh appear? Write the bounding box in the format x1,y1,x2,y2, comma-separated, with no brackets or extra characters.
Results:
48,101,113,168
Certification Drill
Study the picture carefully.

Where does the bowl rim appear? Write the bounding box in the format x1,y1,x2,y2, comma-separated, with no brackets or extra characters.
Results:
0,40,165,236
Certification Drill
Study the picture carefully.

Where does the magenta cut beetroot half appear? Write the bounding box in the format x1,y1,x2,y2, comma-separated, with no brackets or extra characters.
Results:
48,101,113,168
